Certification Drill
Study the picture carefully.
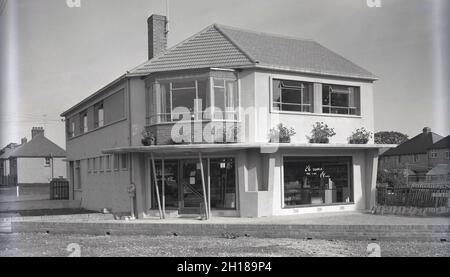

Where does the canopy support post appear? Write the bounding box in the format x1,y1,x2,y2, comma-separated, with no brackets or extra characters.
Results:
150,153,165,219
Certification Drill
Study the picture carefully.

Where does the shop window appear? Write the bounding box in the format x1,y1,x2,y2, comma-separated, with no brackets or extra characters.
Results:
283,156,353,207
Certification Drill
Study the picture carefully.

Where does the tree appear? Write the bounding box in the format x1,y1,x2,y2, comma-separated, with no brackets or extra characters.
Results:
375,131,409,144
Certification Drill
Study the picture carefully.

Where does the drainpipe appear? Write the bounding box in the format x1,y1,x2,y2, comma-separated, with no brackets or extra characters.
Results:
127,78,136,219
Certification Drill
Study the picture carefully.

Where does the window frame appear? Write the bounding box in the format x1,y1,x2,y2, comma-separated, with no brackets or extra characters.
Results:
113,154,120,171
272,79,314,113
94,101,105,129
322,84,360,116
430,150,438,159
281,155,354,209
79,110,88,134
149,77,239,124
120,154,128,171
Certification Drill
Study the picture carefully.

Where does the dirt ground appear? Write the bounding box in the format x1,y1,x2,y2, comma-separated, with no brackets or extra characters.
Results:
0,233,449,257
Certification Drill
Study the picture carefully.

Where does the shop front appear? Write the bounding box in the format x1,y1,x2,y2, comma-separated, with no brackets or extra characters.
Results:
149,157,237,216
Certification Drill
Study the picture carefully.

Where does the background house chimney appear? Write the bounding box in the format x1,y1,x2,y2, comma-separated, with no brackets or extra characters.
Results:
31,127,45,139
21,138,28,144
423,127,431,133
148,14,168,60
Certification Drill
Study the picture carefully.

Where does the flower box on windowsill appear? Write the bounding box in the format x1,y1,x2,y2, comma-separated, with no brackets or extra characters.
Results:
349,138,369,145
309,138,330,144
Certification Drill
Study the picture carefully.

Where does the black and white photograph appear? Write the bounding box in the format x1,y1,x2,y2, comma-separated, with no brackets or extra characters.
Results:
0,0,449,261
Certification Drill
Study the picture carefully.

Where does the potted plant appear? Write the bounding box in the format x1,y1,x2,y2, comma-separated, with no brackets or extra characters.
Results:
225,125,240,143
308,122,336,144
141,128,156,146
348,127,373,144
269,124,296,143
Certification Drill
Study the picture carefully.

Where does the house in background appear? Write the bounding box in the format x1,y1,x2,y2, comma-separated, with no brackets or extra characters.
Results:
379,127,443,174
0,127,66,188
0,142,21,186
61,14,391,219
428,135,450,168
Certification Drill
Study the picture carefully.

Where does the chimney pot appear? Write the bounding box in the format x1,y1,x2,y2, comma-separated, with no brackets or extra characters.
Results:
21,137,28,144
31,127,45,138
148,14,168,60
423,127,431,133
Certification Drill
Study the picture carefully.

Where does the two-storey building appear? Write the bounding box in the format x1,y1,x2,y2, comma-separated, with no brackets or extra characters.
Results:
61,15,390,219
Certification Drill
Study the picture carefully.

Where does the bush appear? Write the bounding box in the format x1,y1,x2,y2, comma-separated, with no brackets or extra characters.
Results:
308,122,336,144
348,127,373,144
268,124,296,143
377,170,407,187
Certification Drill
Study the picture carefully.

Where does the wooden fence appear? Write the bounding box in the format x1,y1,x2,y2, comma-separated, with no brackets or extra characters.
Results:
376,183,450,208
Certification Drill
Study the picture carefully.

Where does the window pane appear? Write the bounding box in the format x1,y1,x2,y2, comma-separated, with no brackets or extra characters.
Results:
172,88,196,113
322,85,330,105
209,158,236,209
284,156,353,207
281,88,301,105
273,79,281,104
331,93,349,107
172,81,195,89
282,104,302,112
214,87,225,119
197,80,209,118
213,79,225,87
121,154,128,169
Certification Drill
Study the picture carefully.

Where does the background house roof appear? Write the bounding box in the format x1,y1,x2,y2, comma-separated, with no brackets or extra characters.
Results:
129,24,377,80
382,128,443,157
8,135,66,158
429,135,450,150
0,144,20,160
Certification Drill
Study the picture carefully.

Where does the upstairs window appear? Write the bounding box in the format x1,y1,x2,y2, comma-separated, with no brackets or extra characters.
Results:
413,154,420,163
430,151,438,159
80,111,88,134
322,84,360,115
213,79,238,120
273,79,313,113
94,102,104,128
445,151,450,160
150,77,238,124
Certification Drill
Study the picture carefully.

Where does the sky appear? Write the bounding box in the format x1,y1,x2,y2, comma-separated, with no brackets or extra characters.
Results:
0,0,449,148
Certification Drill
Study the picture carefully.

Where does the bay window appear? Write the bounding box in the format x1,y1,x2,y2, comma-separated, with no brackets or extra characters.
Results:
213,79,238,120
273,79,314,113
150,77,238,124
322,84,360,115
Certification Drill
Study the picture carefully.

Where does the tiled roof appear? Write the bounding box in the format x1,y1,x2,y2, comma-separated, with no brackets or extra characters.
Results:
8,136,66,158
382,132,443,156
129,25,254,76
129,24,377,80
429,135,450,150
0,144,20,159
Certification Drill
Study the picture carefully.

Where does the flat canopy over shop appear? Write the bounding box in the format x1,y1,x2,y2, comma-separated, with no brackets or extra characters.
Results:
102,143,396,155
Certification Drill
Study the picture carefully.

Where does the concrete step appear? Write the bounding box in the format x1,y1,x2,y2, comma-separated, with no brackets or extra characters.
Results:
0,222,12,233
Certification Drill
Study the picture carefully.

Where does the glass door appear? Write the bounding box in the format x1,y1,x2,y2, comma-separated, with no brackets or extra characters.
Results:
179,159,207,214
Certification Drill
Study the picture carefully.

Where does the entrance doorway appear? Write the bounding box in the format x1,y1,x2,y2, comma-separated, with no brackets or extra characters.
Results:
149,157,237,215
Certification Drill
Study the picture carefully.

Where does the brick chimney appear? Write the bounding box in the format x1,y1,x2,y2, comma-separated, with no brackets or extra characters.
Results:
21,137,28,145
148,14,168,60
423,127,431,133
31,127,45,139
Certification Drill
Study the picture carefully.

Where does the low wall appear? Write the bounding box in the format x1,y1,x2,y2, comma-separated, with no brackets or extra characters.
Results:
10,221,450,241
0,200,81,212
